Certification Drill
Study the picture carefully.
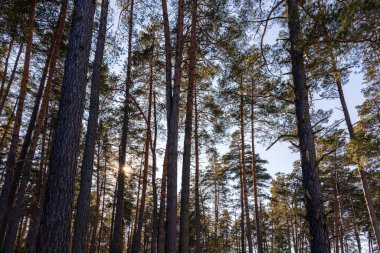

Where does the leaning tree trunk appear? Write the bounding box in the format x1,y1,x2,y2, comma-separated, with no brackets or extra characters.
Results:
0,1,36,242
286,0,330,252
36,0,96,251
111,0,134,251
250,85,264,253
179,0,198,252
131,41,154,253
72,0,109,251
329,46,380,248
239,81,253,253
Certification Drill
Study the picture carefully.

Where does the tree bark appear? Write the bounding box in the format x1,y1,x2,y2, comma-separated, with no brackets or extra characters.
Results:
72,0,109,251
157,150,167,253
179,0,198,252
36,0,96,251
286,0,330,252
131,40,154,253
151,92,158,253
164,0,185,250
111,0,134,251
194,87,201,253
239,81,253,253
250,86,263,253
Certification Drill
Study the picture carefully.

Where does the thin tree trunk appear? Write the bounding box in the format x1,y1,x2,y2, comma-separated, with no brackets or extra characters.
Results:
25,116,48,253
72,0,109,251
157,150,167,253
97,144,108,253
194,87,201,253
286,0,330,252
179,0,198,252
240,175,246,253
110,0,134,250
329,46,380,248
239,81,253,253
89,143,102,253
37,0,96,251
131,40,154,253
0,0,36,240
250,85,263,253
151,92,158,253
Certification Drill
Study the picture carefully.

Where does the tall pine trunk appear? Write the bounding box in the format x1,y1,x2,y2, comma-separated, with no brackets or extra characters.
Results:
179,0,198,252
286,0,330,251
151,92,158,253
111,0,134,251
36,0,96,251
157,150,167,253
329,46,380,247
239,81,253,253
72,0,109,251
250,86,263,253
131,41,154,253
164,0,185,251
194,87,201,253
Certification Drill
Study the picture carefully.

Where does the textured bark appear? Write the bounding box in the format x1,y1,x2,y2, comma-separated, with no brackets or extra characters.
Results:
239,82,253,253
165,0,185,251
151,93,158,253
286,0,330,252
36,0,96,251
250,87,263,253
0,0,36,239
72,0,109,251
194,88,201,253
131,42,154,253
179,1,197,252
97,144,107,253
157,150,167,253
111,0,134,251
